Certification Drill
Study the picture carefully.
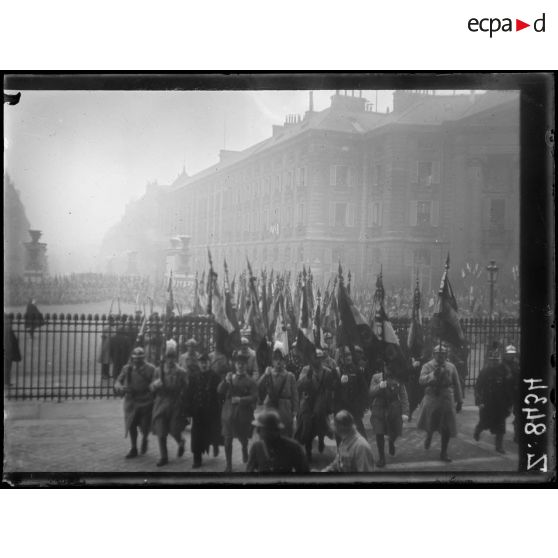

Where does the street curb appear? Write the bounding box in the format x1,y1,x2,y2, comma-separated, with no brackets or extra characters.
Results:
4,399,122,420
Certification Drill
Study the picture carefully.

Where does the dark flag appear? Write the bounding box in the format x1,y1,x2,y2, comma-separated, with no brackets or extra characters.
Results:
431,253,465,348
165,272,174,317
247,258,271,370
371,269,406,378
296,271,316,364
336,264,376,354
407,275,424,359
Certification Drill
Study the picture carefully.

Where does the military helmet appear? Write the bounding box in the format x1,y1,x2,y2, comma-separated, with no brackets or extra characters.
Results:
252,409,284,431
131,347,145,360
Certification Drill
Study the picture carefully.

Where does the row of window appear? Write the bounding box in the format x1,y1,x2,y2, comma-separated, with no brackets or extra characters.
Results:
193,160,443,205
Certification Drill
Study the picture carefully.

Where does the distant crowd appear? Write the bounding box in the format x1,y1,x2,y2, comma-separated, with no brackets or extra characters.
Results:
4,274,189,310
4,272,519,319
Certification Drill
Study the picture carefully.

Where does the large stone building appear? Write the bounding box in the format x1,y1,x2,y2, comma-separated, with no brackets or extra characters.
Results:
4,173,32,277
102,90,520,292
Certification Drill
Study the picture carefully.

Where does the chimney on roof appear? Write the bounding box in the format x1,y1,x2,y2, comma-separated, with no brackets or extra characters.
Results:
330,91,368,113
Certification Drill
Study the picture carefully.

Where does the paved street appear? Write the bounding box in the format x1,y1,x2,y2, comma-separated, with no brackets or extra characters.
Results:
4,391,518,477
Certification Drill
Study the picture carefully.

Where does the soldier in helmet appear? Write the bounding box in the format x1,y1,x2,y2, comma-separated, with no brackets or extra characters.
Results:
474,347,514,453
416,343,463,462
240,336,259,379
218,347,258,472
369,360,409,467
185,352,222,468
295,348,337,462
179,337,200,369
247,409,309,473
335,346,369,438
150,342,189,466
257,341,299,437
114,346,156,459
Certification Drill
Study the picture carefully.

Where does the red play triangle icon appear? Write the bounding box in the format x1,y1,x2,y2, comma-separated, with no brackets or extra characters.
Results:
516,19,530,31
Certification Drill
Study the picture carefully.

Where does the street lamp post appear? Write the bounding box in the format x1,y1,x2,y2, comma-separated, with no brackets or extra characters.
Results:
486,260,499,346
487,260,499,319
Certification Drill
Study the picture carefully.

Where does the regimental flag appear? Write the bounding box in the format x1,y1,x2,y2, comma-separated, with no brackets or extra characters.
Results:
407,275,424,360
283,277,297,342
296,272,316,364
261,270,270,335
165,271,174,317
212,276,236,356
192,272,204,315
293,272,302,325
306,267,315,318
313,288,324,349
322,276,339,341
199,270,207,312
431,253,465,348
246,259,267,343
337,263,376,356
273,298,289,355
371,270,406,377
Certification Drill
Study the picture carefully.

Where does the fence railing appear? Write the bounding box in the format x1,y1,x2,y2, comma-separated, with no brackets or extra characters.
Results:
4,313,214,401
4,313,519,401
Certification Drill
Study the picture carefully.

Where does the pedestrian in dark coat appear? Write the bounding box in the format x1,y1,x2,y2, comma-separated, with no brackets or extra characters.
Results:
474,350,514,453
369,363,409,467
247,409,309,473
114,347,155,458
258,342,299,437
150,345,188,466
295,349,336,462
4,313,21,387
24,298,44,338
417,343,463,462
186,353,222,468
98,315,115,380
218,348,258,472
334,347,369,438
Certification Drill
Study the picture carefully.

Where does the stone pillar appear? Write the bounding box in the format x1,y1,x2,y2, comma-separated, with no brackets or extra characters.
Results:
23,229,48,282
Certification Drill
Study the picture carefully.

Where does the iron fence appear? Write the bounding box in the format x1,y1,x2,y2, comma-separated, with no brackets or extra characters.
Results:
4,313,519,401
4,313,214,401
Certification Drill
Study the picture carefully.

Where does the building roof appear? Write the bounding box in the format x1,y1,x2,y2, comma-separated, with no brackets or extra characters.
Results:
170,90,519,191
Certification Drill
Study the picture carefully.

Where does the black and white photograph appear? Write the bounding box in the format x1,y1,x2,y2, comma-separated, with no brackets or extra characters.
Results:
3,73,555,485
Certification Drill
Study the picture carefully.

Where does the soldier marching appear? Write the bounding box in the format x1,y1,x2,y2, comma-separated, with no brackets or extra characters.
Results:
107,254,519,473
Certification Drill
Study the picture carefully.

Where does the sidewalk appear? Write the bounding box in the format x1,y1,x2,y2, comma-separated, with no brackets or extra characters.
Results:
4,392,518,477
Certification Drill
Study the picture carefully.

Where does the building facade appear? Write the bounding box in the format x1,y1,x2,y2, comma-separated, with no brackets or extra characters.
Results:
102,90,520,292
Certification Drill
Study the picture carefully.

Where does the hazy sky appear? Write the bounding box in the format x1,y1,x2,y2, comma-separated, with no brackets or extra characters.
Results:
4,89,396,271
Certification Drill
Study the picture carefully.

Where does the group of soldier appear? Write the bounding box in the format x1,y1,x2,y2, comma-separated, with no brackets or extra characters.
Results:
112,330,520,473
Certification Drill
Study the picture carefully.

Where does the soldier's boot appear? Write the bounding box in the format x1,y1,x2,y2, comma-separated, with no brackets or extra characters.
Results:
126,428,139,459
376,435,386,468
305,443,313,463
473,424,482,442
213,444,220,457
241,441,249,464
388,437,396,456
440,433,452,462
495,433,506,454
177,436,185,458
157,436,169,467
224,441,233,473
140,436,148,455
424,432,433,450
318,436,325,453
192,453,202,469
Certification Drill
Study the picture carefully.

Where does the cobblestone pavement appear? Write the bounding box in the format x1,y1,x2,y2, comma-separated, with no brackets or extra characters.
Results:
4,393,518,477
